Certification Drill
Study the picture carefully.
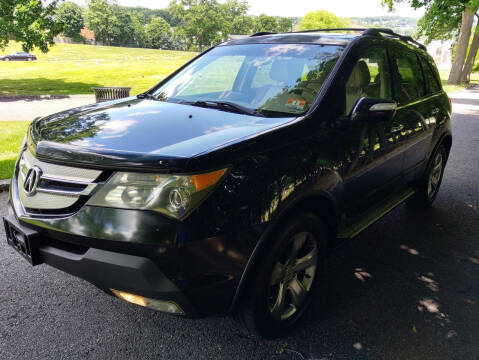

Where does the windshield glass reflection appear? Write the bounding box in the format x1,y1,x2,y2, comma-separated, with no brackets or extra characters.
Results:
153,43,343,117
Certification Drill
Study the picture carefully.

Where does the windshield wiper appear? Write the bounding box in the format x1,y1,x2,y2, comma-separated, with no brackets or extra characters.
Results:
191,100,260,116
137,93,158,100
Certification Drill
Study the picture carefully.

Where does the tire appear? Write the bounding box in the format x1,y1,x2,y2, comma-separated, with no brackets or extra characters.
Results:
235,213,327,338
407,144,447,208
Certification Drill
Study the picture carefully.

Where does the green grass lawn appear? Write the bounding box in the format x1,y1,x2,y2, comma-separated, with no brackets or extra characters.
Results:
1,41,478,96
439,69,479,93
0,42,197,96
0,121,29,180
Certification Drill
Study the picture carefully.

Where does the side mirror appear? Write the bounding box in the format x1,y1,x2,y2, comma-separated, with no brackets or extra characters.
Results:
351,97,397,123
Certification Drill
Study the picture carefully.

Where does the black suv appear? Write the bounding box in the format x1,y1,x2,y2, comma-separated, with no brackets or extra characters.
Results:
3,28,452,338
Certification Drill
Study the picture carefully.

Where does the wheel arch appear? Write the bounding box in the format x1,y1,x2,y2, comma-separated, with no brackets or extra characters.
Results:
440,133,452,160
228,191,340,314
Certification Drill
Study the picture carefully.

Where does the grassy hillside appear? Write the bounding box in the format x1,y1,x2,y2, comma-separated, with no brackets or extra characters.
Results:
0,122,29,180
0,42,197,96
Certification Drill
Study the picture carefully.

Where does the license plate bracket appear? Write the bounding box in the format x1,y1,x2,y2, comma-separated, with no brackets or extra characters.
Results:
3,215,42,266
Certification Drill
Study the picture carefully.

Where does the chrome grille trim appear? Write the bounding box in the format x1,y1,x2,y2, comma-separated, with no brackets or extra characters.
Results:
22,149,101,183
17,149,103,211
37,183,98,196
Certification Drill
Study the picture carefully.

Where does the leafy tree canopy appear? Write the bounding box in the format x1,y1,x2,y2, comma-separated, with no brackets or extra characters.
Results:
416,0,466,43
0,0,64,52
277,17,293,32
299,10,350,31
56,2,85,39
131,14,148,48
111,5,135,46
253,14,278,33
86,0,120,45
231,15,255,34
147,17,173,49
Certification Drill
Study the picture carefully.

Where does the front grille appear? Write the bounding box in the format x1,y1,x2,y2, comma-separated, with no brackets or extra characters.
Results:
17,148,103,213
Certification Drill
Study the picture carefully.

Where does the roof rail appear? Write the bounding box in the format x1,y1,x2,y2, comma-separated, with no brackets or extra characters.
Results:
263,27,427,51
288,28,367,34
250,31,276,37
362,28,427,51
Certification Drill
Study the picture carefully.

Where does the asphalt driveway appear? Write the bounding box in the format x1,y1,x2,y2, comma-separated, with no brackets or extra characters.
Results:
1,89,478,359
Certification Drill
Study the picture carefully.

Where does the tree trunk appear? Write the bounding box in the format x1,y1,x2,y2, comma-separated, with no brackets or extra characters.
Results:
461,20,479,83
448,6,474,85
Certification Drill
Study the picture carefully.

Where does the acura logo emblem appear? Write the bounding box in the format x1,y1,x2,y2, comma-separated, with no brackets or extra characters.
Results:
23,166,42,196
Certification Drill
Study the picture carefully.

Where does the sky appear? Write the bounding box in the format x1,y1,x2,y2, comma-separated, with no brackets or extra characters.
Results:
74,0,425,18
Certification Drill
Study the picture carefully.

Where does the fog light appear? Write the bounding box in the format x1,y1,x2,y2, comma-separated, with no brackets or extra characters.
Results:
110,289,184,314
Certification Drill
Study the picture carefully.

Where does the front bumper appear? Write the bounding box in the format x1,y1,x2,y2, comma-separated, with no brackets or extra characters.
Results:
3,212,198,316
5,167,260,316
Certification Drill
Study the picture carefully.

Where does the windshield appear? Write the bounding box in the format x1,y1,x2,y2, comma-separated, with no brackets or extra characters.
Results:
152,43,343,117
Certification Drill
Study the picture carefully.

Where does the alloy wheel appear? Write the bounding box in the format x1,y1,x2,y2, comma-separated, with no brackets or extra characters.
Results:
427,152,443,199
268,231,318,321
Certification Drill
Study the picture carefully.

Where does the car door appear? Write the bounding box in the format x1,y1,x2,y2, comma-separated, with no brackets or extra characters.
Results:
334,46,405,210
389,47,434,179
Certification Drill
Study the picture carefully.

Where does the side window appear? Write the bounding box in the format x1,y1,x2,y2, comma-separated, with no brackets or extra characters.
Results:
421,57,441,94
344,48,392,115
392,49,426,104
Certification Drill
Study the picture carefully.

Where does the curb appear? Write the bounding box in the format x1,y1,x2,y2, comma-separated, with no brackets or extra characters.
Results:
0,179,10,193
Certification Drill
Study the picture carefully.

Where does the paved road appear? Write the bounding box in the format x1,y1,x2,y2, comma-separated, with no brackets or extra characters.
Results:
1,89,479,359
0,95,95,121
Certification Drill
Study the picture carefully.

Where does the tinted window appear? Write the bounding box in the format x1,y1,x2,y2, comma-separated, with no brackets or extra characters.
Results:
153,43,343,117
421,57,441,94
392,49,425,104
344,48,392,115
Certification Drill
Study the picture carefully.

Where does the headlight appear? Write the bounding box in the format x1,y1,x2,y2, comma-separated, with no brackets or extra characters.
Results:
87,168,227,220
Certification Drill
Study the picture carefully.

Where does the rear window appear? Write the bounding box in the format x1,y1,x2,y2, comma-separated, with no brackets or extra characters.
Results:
392,49,426,104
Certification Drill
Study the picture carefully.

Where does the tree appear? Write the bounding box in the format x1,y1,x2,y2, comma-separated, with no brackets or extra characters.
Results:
56,2,84,39
222,0,248,20
231,15,255,34
86,0,120,46
299,10,350,31
416,0,464,43
253,14,278,33
147,17,173,49
220,0,248,35
170,0,228,51
0,0,64,52
111,5,134,46
126,7,177,26
462,24,479,82
277,18,293,33
131,14,148,48
415,0,475,82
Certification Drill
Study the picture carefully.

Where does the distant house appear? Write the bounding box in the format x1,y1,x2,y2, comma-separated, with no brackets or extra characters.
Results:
426,40,452,70
80,27,96,44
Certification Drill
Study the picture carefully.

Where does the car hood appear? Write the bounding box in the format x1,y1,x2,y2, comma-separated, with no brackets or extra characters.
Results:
30,98,297,171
